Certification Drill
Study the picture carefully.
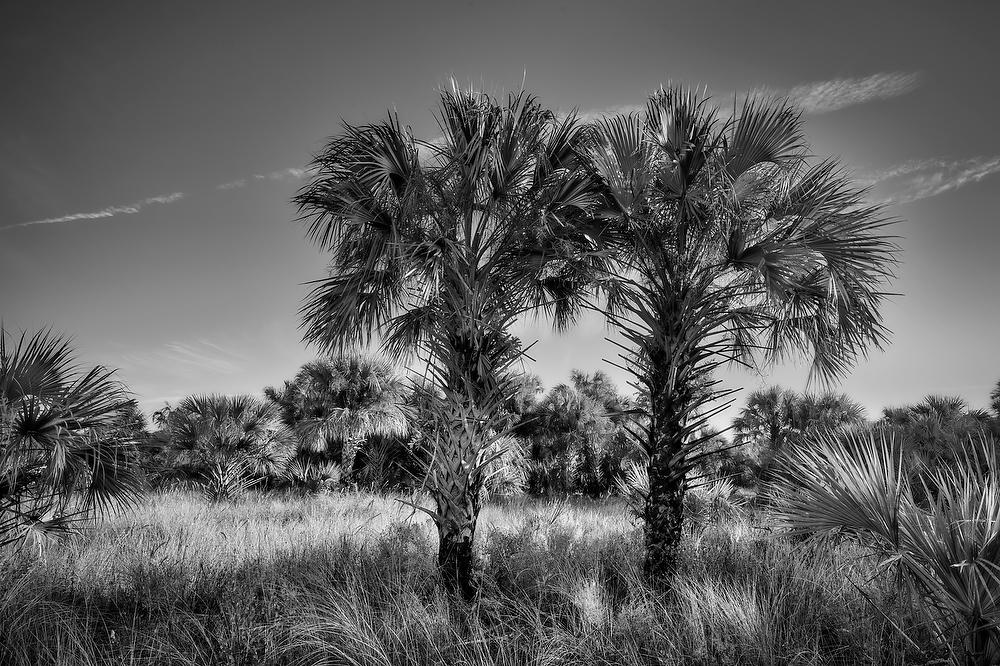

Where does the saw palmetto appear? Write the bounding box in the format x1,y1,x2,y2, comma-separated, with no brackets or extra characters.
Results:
0,328,145,550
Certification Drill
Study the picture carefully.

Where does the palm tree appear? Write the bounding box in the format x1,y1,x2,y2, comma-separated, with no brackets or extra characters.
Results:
294,85,603,598
164,394,296,501
526,382,614,495
790,391,867,437
265,353,410,484
882,395,997,475
586,86,897,585
1,328,144,549
732,386,797,450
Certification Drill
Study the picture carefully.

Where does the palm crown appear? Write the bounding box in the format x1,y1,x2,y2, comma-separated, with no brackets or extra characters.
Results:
295,85,605,376
165,394,296,495
592,87,896,386
265,353,409,476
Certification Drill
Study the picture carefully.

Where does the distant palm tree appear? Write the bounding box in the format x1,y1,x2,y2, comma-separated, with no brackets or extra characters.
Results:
732,386,797,450
164,394,296,501
586,85,897,585
0,328,144,549
265,353,409,479
882,395,996,474
790,392,866,435
524,378,626,496
294,85,604,598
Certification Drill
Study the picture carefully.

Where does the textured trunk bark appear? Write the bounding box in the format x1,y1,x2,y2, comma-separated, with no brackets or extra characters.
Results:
641,298,698,588
438,523,478,601
643,411,688,587
434,332,485,601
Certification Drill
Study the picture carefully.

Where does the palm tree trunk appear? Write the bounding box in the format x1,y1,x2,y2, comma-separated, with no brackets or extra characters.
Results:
340,438,361,479
643,394,690,586
435,492,480,601
641,310,699,588
430,336,489,601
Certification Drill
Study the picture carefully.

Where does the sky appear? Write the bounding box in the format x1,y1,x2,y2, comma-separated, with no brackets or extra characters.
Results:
2,1,999,428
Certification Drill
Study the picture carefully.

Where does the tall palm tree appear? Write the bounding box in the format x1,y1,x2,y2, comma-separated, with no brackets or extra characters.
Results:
1,328,144,549
265,352,410,480
164,394,296,501
294,85,604,598
586,86,897,585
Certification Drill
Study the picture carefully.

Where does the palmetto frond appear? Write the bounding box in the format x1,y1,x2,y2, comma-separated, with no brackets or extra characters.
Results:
770,431,1000,662
1,328,145,549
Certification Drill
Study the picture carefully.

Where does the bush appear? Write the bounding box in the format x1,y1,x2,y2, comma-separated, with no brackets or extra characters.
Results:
769,430,1000,663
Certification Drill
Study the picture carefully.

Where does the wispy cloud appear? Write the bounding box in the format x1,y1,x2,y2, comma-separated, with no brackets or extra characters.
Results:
866,155,1000,204
785,71,921,114
573,72,922,125
119,339,245,377
216,178,247,190
3,192,185,230
215,167,310,191
4,165,317,231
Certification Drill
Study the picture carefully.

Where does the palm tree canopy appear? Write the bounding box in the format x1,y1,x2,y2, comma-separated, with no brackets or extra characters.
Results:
588,85,898,386
266,352,409,453
734,386,866,451
791,392,867,433
880,394,999,467
294,84,608,373
166,394,296,477
732,385,797,448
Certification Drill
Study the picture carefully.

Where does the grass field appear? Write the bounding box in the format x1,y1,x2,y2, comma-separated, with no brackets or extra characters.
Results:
1,490,937,665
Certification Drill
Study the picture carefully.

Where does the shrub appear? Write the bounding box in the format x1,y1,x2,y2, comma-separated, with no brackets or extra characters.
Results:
769,430,1000,664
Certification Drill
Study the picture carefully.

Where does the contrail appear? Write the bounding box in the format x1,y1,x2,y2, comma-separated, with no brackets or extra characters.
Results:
2,192,185,231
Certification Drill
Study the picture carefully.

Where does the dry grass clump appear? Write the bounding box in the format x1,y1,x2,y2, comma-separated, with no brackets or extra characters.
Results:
1,489,928,665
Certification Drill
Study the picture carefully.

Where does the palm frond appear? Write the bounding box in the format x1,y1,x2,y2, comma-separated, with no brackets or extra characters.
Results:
1,327,143,550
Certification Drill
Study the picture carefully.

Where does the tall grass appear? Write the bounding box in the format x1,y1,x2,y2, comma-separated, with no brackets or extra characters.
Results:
1,490,928,665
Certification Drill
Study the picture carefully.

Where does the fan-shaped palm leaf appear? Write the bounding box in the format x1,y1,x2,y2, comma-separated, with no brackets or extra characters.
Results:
1,328,145,549
770,431,1000,663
